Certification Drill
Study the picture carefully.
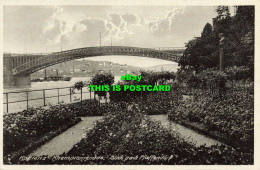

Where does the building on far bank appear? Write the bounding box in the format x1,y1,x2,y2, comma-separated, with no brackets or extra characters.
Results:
74,68,80,72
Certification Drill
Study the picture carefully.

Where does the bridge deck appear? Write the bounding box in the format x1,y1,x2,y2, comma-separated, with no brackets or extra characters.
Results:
9,46,183,76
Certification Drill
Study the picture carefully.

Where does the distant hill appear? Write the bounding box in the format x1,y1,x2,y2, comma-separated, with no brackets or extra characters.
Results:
31,60,141,78
31,60,179,79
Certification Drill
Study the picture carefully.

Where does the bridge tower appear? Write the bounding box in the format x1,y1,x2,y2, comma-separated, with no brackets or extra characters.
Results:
12,74,31,87
4,54,31,87
3,54,14,87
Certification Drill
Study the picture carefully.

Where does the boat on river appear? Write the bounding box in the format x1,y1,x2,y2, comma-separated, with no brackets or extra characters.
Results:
32,76,71,82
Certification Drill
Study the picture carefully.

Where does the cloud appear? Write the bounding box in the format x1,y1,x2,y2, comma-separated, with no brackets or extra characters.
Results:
108,13,121,27
43,6,65,44
62,18,110,48
122,14,137,24
43,18,64,44
42,7,150,49
106,13,129,40
148,8,184,37
42,7,187,50
40,6,191,51
105,13,144,41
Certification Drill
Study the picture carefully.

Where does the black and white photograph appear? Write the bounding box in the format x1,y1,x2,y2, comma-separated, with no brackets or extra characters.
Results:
0,0,258,168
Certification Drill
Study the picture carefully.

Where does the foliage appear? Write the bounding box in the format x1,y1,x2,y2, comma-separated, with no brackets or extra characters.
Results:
3,105,80,155
196,68,228,89
71,73,115,97
175,67,195,84
225,66,251,81
73,81,86,90
90,72,115,86
3,98,114,157
175,66,253,98
138,70,176,85
109,70,175,102
175,67,228,98
179,6,254,77
68,99,129,117
141,91,173,115
168,90,254,152
109,89,174,115
179,23,218,72
90,73,114,97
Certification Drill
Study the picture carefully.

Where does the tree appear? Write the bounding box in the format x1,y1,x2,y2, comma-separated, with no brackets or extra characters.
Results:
233,6,254,79
70,72,115,99
109,70,176,102
90,73,115,97
180,23,218,72
201,23,213,38
180,5,254,77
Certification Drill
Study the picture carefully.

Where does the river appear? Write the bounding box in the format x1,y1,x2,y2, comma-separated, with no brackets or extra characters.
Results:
3,76,122,113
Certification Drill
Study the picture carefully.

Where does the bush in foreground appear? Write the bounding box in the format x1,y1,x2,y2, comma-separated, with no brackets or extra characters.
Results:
3,99,105,157
168,90,254,152
3,105,80,157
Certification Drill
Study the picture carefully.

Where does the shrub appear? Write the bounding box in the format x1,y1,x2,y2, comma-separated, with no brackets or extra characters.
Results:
225,66,251,81
3,105,79,155
3,98,109,156
168,90,254,152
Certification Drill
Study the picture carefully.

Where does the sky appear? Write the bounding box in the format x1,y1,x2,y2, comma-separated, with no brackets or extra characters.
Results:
3,6,223,53
3,6,225,67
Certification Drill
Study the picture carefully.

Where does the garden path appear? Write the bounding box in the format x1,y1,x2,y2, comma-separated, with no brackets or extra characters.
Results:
149,115,223,147
29,116,102,157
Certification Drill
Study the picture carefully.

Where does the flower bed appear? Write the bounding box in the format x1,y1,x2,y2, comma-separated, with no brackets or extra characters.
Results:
67,99,105,116
168,90,254,152
3,104,82,163
21,111,252,164
3,98,128,164
3,98,108,164
4,120,79,164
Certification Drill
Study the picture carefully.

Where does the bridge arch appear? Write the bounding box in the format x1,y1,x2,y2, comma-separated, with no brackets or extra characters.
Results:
12,46,180,76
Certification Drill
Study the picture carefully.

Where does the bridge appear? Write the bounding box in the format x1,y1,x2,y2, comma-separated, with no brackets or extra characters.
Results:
4,46,185,87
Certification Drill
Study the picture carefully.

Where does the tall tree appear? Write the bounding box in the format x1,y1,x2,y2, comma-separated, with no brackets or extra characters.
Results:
180,23,218,72
179,5,254,77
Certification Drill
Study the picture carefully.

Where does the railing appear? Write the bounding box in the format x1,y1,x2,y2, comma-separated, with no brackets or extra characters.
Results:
3,86,98,113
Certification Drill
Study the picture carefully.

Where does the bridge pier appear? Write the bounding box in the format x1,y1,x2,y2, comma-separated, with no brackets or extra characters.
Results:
4,74,31,87
4,54,32,87
3,55,15,87
13,75,31,87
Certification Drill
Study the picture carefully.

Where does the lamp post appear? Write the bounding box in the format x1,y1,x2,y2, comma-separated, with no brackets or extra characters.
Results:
219,33,225,71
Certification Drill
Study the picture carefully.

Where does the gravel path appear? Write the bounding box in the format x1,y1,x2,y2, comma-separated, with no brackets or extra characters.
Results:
149,115,223,147
29,116,102,157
